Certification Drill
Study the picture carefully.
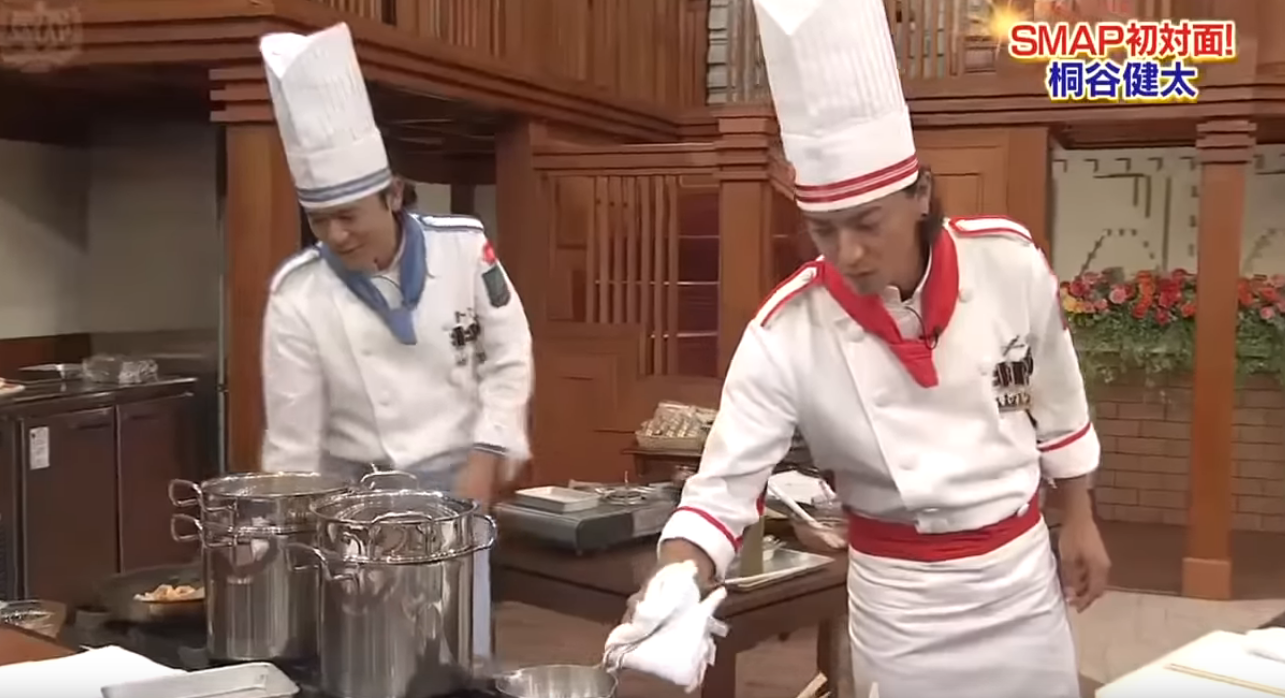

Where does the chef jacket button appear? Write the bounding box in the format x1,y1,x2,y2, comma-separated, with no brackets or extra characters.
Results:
1017,503,1030,517
959,287,972,302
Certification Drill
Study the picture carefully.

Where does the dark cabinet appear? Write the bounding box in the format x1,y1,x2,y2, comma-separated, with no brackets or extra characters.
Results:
117,394,199,571
22,407,119,607
0,382,199,605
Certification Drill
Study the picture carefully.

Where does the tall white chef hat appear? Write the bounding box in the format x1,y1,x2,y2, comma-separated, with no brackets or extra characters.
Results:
259,23,391,210
753,0,919,212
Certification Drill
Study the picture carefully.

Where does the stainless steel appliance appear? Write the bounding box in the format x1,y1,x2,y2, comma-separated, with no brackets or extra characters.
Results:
291,488,496,698
168,471,352,662
492,484,677,553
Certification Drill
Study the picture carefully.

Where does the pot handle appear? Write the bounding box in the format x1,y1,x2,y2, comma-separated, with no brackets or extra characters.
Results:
169,479,202,508
285,542,352,582
170,513,203,543
359,470,419,490
466,514,498,555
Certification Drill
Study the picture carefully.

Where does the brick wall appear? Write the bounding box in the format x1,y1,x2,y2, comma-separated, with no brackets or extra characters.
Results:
1091,373,1285,532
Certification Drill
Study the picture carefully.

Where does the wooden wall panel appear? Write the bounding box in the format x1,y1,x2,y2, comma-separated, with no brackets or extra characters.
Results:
518,140,724,484
916,127,1052,252
390,0,707,110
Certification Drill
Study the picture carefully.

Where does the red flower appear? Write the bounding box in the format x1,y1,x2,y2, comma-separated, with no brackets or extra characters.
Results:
1238,280,1254,308
1069,279,1090,299
1157,287,1181,309
1108,285,1129,304
1094,299,1108,311
1170,268,1191,284
1180,302,1197,318
1137,287,1155,308
1155,309,1172,325
1261,286,1280,304
1131,301,1150,319
1261,306,1277,321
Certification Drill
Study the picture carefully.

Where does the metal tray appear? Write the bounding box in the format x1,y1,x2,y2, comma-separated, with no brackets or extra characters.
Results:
18,362,83,381
513,486,602,513
98,563,204,624
725,548,834,591
102,662,299,698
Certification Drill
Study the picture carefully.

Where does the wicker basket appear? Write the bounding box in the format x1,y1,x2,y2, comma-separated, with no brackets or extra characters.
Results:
633,434,705,452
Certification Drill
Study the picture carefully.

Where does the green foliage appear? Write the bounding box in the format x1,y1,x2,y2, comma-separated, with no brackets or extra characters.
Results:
1061,268,1285,385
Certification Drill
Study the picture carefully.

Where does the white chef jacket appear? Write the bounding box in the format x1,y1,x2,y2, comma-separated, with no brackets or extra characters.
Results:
660,215,1100,576
260,213,534,473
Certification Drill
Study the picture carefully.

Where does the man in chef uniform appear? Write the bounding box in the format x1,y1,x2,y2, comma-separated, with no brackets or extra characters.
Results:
256,23,534,660
645,1,1110,696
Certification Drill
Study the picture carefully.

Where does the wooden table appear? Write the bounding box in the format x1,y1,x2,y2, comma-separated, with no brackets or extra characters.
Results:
494,537,848,698
0,625,71,667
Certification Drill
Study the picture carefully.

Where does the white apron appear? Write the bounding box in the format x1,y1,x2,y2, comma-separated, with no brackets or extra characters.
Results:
845,509,1078,698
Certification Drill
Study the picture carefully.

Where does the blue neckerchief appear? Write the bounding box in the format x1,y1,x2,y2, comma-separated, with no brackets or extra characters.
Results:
320,212,427,345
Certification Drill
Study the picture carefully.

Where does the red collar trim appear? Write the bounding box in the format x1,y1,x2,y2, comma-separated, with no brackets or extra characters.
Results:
817,228,959,388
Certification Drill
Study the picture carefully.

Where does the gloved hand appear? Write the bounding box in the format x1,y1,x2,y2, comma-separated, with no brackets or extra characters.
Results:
603,561,728,692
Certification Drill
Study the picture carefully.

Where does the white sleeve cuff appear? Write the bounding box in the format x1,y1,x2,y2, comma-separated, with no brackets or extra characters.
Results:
472,415,530,462
1040,424,1101,480
658,508,739,579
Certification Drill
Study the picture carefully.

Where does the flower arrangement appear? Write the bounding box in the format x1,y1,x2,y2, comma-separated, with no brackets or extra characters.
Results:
1059,268,1285,384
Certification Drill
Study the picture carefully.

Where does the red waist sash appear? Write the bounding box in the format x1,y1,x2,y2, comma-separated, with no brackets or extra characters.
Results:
845,494,1041,563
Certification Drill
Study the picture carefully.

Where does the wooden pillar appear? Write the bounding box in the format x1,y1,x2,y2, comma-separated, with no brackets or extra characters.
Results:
1005,127,1053,256
494,119,544,332
1183,119,1255,600
223,126,299,472
714,105,778,376
212,64,302,473
494,119,543,488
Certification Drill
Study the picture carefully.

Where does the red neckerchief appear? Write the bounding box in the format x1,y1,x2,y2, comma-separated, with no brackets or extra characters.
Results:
817,229,959,388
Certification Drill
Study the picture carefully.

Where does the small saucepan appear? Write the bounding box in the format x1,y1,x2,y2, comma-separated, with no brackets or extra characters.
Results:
494,664,617,698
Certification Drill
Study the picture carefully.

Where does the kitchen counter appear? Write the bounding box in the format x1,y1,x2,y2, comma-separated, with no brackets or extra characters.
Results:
0,376,197,410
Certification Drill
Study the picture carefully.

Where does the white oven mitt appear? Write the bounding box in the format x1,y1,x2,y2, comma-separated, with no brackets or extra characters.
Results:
602,561,729,692
1245,628,1285,663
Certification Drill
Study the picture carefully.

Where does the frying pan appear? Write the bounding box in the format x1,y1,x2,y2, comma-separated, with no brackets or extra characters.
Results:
96,563,204,624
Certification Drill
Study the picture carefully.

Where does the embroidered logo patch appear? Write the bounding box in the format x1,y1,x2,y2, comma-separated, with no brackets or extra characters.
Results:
480,242,510,308
992,339,1035,413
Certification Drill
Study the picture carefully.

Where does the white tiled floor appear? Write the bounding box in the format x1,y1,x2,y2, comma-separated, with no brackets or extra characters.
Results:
1073,591,1285,684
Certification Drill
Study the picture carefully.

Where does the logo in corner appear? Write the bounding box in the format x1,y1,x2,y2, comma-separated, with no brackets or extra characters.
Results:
0,1,82,73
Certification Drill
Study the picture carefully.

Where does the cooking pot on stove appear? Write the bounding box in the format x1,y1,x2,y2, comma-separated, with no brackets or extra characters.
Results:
168,470,404,662
290,487,497,698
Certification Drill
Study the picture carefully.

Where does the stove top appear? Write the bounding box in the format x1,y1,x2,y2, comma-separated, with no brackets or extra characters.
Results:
494,483,677,553
61,619,502,698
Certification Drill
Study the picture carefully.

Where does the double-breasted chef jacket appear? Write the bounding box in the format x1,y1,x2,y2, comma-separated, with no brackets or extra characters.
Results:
260,212,533,473
660,215,1099,698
